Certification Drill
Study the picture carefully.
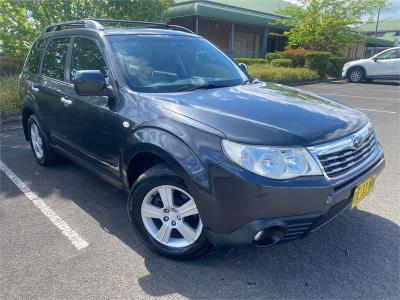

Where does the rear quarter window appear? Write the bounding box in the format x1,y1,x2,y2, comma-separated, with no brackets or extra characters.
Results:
42,37,70,81
25,39,47,74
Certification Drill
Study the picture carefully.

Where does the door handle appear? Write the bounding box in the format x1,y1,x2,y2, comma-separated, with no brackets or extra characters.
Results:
60,97,73,106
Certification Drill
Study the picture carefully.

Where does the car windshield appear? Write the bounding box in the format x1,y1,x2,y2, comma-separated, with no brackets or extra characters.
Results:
108,34,248,93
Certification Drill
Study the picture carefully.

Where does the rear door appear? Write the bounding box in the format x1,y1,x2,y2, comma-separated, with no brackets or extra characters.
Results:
61,36,124,179
20,38,47,122
38,37,72,143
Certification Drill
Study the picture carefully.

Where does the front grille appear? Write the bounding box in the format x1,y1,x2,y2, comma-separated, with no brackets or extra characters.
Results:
317,132,377,177
308,123,380,179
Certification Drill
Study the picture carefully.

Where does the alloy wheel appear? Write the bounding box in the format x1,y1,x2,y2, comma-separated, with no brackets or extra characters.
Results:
350,70,362,82
141,185,203,248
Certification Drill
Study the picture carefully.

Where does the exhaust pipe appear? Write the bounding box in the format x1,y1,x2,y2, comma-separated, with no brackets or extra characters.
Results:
253,226,285,247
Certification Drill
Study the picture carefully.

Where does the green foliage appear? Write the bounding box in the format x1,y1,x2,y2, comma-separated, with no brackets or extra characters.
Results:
305,51,332,77
0,0,174,57
248,64,319,83
0,56,25,76
277,0,389,54
235,58,268,65
328,55,348,77
281,49,309,67
0,75,20,118
265,52,283,62
271,58,293,68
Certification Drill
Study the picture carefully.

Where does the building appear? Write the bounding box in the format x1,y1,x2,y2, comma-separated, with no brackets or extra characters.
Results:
345,20,400,60
166,0,292,58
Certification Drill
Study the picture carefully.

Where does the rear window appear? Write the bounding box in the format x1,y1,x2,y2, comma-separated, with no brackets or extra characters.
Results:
25,39,47,74
42,38,70,81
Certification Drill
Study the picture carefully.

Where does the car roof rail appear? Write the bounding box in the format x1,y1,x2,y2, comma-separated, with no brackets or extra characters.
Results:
42,18,194,34
85,18,194,34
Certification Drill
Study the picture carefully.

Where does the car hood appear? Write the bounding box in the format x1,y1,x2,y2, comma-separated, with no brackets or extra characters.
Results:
347,58,371,65
139,82,368,146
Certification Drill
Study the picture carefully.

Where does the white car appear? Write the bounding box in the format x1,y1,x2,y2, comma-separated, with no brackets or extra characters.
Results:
342,47,400,83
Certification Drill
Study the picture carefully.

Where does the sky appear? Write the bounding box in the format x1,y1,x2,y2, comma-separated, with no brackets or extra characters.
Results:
285,0,400,22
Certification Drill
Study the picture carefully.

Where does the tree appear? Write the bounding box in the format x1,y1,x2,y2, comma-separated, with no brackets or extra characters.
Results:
0,0,174,57
277,0,389,54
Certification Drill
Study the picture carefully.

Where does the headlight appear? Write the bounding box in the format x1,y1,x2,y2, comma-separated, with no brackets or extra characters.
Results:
222,140,322,179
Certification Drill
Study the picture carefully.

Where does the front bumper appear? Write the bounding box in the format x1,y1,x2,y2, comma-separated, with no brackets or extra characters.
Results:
190,147,385,249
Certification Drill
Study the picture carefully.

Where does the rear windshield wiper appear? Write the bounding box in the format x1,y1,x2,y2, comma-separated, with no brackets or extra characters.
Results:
178,83,231,92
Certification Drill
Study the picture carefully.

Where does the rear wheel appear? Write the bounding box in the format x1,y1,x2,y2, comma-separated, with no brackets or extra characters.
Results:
28,115,59,166
347,67,365,83
128,164,210,259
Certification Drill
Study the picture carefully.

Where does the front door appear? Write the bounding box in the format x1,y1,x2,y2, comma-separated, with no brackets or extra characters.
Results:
61,36,124,179
369,48,400,77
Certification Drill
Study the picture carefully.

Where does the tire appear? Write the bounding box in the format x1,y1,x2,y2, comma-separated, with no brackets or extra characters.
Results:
347,67,365,83
127,163,210,260
28,115,59,166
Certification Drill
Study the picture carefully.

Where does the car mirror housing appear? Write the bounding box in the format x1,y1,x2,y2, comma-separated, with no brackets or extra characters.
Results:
74,70,108,96
238,63,248,73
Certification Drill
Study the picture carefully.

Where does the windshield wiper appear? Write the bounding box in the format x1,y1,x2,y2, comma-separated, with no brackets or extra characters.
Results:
178,83,230,92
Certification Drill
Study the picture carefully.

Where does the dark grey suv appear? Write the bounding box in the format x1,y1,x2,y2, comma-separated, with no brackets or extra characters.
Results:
19,19,385,259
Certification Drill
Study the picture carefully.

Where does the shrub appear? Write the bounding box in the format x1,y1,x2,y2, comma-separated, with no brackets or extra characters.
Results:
305,51,332,77
265,52,283,62
271,58,293,68
0,57,25,76
328,56,348,77
235,58,268,65
0,75,20,119
282,49,309,67
248,64,319,83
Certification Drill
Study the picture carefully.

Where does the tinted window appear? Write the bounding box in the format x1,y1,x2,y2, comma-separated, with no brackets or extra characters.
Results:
70,38,106,80
108,35,247,93
26,39,47,74
42,38,69,81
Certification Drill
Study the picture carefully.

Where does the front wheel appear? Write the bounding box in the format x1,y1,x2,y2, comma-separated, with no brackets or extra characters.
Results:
128,164,210,260
347,67,365,83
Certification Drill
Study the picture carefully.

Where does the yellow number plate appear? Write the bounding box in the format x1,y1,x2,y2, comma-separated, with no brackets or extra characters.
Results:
352,176,376,208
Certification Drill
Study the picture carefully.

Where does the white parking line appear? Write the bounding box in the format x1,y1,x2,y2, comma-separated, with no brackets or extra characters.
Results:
356,108,397,114
320,93,400,101
0,160,89,250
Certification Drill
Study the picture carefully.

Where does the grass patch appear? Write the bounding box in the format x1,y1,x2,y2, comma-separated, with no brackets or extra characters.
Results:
248,64,319,83
0,75,21,119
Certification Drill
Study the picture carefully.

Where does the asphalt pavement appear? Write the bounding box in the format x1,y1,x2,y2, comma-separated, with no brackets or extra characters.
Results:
1,80,399,299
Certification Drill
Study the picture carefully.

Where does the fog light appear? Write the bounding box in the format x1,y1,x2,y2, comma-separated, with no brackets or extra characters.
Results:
254,230,264,241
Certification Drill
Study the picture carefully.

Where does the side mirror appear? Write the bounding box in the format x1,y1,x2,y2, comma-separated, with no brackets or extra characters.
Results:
238,63,248,73
373,57,378,62
74,70,107,96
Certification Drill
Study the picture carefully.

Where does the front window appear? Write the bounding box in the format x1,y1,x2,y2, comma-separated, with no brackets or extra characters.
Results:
375,48,400,60
108,35,248,93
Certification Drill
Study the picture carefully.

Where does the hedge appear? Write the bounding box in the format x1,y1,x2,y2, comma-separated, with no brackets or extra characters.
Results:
0,57,25,76
271,58,293,68
305,51,332,77
248,64,319,83
235,57,268,65
0,75,20,119
282,49,308,67
265,52,283,62
328,56,348,77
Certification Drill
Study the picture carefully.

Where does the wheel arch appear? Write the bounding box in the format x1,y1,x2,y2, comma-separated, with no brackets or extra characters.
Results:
122,127,205,191
346,65,367,78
